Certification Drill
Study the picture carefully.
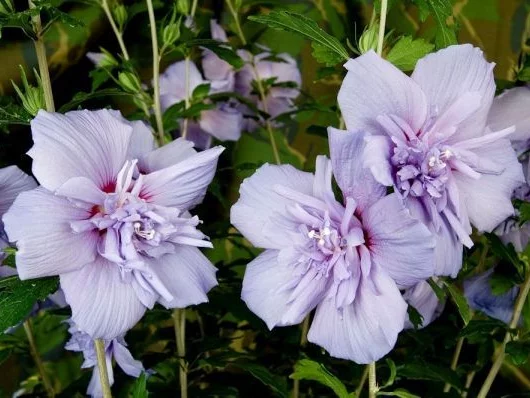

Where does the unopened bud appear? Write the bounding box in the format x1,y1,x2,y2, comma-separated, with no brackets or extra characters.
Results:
118,71,142,93
113,4,128,30
176,0,189,15
87,49,119,68
359,23,379,54
163,22,181,46
12,66,45,116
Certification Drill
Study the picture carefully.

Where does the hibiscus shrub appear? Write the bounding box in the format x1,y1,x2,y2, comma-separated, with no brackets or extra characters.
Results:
1,0,530,397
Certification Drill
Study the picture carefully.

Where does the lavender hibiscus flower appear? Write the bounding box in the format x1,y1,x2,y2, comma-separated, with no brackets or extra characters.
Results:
3,109,222,339
65,320,144,397
337,44,524,277
235,49,301,130
489,86,530,251
159,58,243,149
230,130,435,363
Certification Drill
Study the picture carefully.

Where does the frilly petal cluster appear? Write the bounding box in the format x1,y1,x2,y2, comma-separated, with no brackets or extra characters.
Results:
3,109,223,339
337,44,524,278
231,130,435,364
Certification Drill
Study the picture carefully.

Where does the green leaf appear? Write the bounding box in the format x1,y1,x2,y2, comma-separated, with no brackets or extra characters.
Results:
131,373,149,398
192,83,211,102
506,341,530,365
459,319,506,340
378,389,421,398
58,89,133,112
386,36,434,71
0,275,59,332
290,359,351,398
248,11,349,65
485,232,525,282
233,362,289,397
427,278,445,301
426,0,458,48
186,39,244,69
398,362,463,389
407,305,424,329
444,281,472,326
381,359,397,389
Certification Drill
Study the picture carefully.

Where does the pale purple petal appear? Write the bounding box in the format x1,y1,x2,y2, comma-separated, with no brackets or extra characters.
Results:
105,110,155,159
433,216,464,277
412,44,495,142
60,257,146,339
29,109,132,191
404,280,445,329
202,20,234,88
241,250,326,329
363,135,394,186
454,136,524,232
488,86,530,143
464,269,518,324
150,246,217,308
185,122,213,150
138,138,196,173
230,163,314,249
160,61,204,110
307,265,407,364
127,120,155,159
0,166,36,216
3,188,99,279
338,51,427,134
140,146,224,211
199,106,243,142
328,127,386,211
362,193,435,287
114,342,144,377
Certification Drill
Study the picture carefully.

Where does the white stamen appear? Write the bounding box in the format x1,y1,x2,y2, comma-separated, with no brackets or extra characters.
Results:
308,230,316,238
134,221,155,240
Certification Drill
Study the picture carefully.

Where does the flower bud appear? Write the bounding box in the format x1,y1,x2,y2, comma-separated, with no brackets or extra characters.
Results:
118,71,142,93
11,67,45,116
163,22,181,46
359,23,379,54
113,4,128,30
176,0,189,15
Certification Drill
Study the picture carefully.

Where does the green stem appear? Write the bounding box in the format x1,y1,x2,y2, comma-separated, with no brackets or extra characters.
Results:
29,0,54,112
23,319,54,397
444,337,464,392
94,339,112,398
376,0,388,56
173,309,188,398
368,362,377,398
181,57,191,139
355,365,370,396
225,0,247,45
461,369,476,398
292,316,311,398
101,0,130,61
190,0,198,19
146,0,165,145
225,0,280,164
477,270,530,398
